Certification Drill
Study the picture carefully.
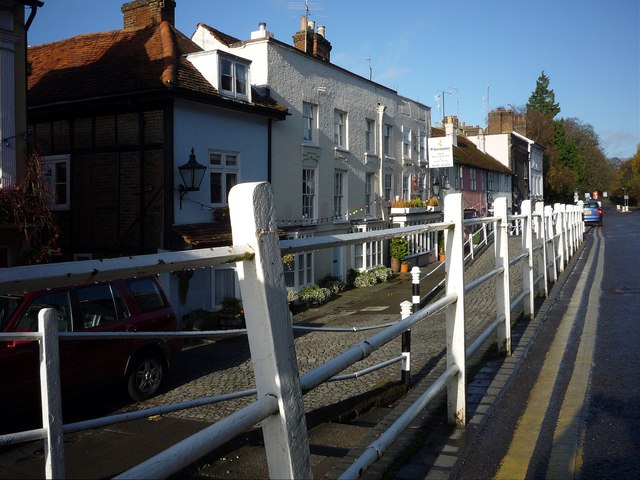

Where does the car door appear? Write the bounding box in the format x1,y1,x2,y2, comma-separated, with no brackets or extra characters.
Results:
71,283,132,388
0,289,78,410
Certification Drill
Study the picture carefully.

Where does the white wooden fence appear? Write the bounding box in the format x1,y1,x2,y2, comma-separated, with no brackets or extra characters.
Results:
0,182,584,479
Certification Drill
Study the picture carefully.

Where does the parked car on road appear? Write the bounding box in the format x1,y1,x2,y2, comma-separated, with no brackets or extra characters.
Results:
582,200,604,226
0,276,180,412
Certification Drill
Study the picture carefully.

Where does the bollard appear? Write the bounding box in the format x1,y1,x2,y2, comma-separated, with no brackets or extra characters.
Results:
400,300,412,386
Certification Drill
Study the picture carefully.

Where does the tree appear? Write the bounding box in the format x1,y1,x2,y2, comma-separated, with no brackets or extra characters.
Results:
526,70,561,118
0,152,60,264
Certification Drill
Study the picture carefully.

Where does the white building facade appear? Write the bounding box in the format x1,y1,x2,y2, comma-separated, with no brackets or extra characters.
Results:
191,19,431,289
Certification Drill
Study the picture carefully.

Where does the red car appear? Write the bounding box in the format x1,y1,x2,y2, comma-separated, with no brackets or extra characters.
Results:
0,276,179,412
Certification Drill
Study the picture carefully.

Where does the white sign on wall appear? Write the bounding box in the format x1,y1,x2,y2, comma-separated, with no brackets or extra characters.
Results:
428,136,454,168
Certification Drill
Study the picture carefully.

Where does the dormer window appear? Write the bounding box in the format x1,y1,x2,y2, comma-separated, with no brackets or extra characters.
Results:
218,55,250,100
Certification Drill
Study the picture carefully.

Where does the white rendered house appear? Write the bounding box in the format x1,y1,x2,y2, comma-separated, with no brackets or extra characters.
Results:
190,18,432,288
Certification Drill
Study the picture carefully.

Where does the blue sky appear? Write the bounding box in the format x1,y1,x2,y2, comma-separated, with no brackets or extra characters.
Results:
27,0,639,159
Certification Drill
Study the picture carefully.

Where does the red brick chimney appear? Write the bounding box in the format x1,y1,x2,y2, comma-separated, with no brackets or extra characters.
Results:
122,0,176,31
292,16,331,62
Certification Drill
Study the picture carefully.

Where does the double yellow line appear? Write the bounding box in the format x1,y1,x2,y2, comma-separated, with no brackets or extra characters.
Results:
495,228,604,480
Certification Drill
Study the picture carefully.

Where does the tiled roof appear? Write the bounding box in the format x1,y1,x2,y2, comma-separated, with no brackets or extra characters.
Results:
432,128,512,175
27,22,285,115
196,23,242,46
173,222,286,248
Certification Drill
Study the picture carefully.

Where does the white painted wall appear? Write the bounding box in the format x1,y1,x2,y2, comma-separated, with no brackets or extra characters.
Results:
191,25,431,284
173,99,270,225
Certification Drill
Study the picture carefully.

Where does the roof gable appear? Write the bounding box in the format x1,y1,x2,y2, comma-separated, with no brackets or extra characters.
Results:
432,128,512,174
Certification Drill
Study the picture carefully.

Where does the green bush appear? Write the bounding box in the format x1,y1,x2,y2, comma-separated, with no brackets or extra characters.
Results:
354,271,378,288
372,265,392,282
318,275,346,295
184,309,219,331
298,285,332,305
390,237,409,261
286,286,299,305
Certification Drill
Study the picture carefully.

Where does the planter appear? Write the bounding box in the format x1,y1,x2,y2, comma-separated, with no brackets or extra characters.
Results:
219,314,245,329
439,254,446,262
391,257,401,273
400,262,410,273
391,207,425,215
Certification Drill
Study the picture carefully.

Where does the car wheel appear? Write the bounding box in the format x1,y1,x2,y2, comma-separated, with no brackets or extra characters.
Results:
127,353,164,401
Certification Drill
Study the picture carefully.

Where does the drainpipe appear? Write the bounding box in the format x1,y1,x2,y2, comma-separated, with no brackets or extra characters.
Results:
377,104,387,222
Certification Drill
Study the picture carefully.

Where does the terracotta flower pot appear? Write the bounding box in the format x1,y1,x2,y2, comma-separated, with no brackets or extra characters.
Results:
400,262,410,273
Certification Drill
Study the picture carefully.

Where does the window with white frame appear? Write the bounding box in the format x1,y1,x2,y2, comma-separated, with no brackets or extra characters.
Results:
402,126,412,159
213,268,237,305
383,124,392,157
334,110,347,148
365,119,376,153
365,172,374,215
219,56,249,100
43,154,70,210
209,151,238,204
302,168,316,219
419,129,426,162
402,172,410,200
284,233,314,289
384,170,393,202
470,168,477,191
353,224,383,271
302,102,317,142
456,166,464,190
334,171,344,219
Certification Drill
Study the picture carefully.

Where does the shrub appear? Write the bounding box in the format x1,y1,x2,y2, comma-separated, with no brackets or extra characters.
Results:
318,275,346,295
372,265,392,282
353,271,378,288
390,237,409,261
346,268,359,288
184,309,219,331
298,285,332,305
286,286,299,305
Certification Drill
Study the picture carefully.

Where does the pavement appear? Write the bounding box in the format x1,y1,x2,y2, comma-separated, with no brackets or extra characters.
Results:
0,234,589,479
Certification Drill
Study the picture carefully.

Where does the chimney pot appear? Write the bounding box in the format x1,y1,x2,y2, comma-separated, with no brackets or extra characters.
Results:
317,25,325,37
308,20,315,30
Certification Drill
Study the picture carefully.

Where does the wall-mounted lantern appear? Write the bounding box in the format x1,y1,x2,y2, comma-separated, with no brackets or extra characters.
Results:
177,148,206,209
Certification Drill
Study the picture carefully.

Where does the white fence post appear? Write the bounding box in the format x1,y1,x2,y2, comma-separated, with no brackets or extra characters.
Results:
494,197,511,355
443,193,466,426
535,201,548,298
554,203,565,272
39,308,65,479
521,200,534,320
229,182,312,479
545,205,558,284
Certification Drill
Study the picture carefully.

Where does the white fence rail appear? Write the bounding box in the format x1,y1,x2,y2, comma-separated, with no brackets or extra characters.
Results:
0,182,584,479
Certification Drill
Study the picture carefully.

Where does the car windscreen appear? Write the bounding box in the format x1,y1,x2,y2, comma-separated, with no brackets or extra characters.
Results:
0,295,23,331
584,201,599,208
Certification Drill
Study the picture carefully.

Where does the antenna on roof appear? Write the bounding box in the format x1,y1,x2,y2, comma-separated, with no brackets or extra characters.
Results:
366,58,372,81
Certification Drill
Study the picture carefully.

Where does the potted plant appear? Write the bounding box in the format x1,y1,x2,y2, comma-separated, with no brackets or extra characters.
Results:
389,237,409,273
438,231,445,261
218,296,245,328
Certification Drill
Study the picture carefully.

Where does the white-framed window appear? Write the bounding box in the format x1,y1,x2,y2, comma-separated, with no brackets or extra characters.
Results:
365,172,374,215
219,56,249,100
213,267,238,305
353,224,383,271
334,171,344,219
43,154,70,210
302,102,317,142
284,233,314,289
419,129,426,162
383,124,392,157
384,170,393,202
402,126,412,159
456,166,464,190
302,168,316,219
209,150,238,205
470,168,477,191
402,172,410,200
334,110,347,148
365,119,376,153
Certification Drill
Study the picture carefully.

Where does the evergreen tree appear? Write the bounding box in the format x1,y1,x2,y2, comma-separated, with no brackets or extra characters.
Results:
526,71,561,118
